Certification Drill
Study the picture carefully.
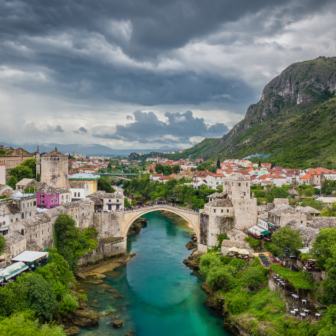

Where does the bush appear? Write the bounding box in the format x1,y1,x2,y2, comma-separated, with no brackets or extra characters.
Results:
206,266,232,290
243,266,266,289
78,294,88,301
227,291,251,315
245,236,262,248
199,253,222,277
0,311,65,336
59,294,79,315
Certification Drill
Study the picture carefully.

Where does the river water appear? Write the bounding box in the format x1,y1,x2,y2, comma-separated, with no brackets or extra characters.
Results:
77,211,231,336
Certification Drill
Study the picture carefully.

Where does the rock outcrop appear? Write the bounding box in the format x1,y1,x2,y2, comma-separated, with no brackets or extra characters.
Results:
127,218,147,235
183,250,200,270
68,308,99,327
185,240,197,250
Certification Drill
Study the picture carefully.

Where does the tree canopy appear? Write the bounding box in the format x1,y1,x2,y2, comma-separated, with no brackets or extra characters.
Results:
0,234,6,254
265,226,303,256
6,175,18,189
97,176,115,193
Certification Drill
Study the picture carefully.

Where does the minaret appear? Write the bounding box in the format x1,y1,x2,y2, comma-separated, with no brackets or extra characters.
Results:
35,145,41,180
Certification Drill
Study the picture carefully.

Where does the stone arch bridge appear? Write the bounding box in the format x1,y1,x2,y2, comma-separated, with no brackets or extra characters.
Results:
122,205,200,239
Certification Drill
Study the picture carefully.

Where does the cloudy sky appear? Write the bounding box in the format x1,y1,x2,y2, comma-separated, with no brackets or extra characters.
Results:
1,0,336,150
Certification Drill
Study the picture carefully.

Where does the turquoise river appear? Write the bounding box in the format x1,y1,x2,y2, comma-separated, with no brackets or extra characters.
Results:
77,211,232,336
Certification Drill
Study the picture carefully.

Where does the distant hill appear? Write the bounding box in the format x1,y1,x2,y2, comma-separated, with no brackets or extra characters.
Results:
0,142,180,157
183,56,336,168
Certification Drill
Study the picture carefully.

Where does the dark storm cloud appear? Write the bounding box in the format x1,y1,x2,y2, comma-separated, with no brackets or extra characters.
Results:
48,125,64,133
74,127,88,134
0,0,332,107
93,110,229,144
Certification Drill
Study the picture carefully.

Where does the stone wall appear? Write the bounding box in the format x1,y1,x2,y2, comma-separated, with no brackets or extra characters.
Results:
232,198,257,230
274,198,289,205
93,212,123,238
41,156,68,189
280,213,306,227
77,238,126,267
199,213,209,246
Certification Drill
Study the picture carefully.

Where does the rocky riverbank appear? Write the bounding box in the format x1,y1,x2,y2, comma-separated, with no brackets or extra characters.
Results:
127,218,147,235
72,253,137,335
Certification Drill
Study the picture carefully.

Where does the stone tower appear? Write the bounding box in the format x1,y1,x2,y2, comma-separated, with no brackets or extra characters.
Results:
35,145,41,180
41,149,68,189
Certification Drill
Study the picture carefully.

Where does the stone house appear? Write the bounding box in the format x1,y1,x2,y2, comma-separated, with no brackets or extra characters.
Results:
87,191,124,211
4,231,27,259
70,181,89,200
299,172,324,188
15,178,36,191
268,204,307,228
12,193,37,220
0,201,21,236
205,174,225,190
289,222,319,249
8,199,95,250
0,184,12,196
36,182,71,209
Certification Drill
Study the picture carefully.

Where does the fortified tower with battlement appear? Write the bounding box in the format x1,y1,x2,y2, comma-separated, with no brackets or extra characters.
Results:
198,173,257,253
41,149,68,189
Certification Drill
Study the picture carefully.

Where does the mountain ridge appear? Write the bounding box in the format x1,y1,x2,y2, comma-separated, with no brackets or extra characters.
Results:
183,56,336,168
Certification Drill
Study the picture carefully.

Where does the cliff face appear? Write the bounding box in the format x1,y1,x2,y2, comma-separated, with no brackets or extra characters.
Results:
186,57,336,167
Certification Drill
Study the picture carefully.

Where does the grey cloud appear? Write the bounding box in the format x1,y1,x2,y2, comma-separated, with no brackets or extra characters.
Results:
74,127,88,134
126,115,133,120
0,0,333,108
48,125,64,133
93,110,228,144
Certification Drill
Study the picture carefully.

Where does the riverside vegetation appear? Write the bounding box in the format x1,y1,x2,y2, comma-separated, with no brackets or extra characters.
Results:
0,214,100,336
195,224,336,335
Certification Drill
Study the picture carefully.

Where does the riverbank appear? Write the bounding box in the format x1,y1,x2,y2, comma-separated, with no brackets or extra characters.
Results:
75,211,228,336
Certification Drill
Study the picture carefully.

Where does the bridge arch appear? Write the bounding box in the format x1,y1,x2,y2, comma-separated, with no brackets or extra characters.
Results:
122,206,200,240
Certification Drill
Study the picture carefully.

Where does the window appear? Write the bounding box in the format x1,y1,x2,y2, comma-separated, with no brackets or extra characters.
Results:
74,192,77,197
11,219,13,223
214,209,216,213
109,199,111,202
238,183,241,186
51,200,54,204
227,209,229,213
41,194,44,198
29,212,31,216
117,199,119,202
78,192,80,197
55,199,58,203
221,209,223,213
246,183,248,186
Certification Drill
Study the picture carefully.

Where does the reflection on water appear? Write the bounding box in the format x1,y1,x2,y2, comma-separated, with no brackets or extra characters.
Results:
77,211,231,336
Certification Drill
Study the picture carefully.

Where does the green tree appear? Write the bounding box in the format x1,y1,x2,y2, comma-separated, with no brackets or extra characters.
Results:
217,156,220,169
0,311,65,336
21,158,37,176
321,202,336,217
25,274,58,321
301,198,324,210
163,165,172,176
124,198,131,207
0,234,6,254
54,214,81,271
9,165,34,181
6,175,18,189
206,266,232,290
271,187,289,198
97,176,115,193
172,164,180,174
269,227,303,256
155,163,164,174
243,266,265,289
0,149,6,155
311,228,336,269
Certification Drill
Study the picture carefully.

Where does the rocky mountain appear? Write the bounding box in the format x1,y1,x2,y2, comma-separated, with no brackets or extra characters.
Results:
185,56,336,168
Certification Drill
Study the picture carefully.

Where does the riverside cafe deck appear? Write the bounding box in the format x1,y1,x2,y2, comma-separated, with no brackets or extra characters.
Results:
0,251,49,287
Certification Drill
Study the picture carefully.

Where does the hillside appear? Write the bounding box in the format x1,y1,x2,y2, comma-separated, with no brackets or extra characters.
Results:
184,56,336,168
